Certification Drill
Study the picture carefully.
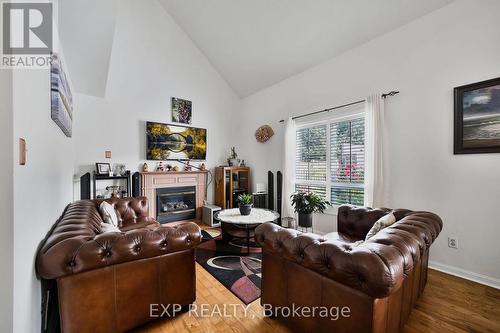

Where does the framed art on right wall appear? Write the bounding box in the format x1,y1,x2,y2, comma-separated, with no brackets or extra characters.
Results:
454,77,500,154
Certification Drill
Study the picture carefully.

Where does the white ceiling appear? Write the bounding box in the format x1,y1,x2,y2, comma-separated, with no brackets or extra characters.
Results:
59,0,118,97
159,0,454,98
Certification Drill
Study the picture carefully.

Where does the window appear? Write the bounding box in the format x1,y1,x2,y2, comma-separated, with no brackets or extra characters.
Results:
295,116,365,206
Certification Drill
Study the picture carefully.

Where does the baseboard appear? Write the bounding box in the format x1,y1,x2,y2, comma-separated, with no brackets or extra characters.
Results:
429,260,500,290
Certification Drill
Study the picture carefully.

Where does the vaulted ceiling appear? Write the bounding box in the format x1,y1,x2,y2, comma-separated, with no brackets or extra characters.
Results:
158,0,454,97
59,0,454,98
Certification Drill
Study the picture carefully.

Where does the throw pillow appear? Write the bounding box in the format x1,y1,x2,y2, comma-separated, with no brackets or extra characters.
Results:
99,201,119,227
365,213,396,240
100,222,121,233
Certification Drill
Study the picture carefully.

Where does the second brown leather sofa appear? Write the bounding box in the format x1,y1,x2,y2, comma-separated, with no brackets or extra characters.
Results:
255,205,442,333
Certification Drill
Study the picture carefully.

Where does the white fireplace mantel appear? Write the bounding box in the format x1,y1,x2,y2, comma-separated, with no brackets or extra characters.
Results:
140,171,207,222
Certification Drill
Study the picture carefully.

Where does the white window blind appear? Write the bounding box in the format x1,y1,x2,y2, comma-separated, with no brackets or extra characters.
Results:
295,117,365,206
330,118,365,205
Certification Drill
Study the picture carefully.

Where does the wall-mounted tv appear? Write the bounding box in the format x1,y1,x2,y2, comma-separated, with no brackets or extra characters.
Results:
146,122,207,160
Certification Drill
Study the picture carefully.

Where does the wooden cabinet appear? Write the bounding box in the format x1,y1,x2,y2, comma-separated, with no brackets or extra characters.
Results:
214,167,251,209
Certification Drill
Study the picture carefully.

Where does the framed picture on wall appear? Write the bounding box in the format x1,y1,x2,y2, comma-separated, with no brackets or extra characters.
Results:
454,77,500,154
51,53,73,137
171,97,192,124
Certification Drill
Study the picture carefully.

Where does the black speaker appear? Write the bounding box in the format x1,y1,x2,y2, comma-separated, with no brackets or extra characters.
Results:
277,171,282,225
267,171,274,210
80,172,91,200
132,172,141,197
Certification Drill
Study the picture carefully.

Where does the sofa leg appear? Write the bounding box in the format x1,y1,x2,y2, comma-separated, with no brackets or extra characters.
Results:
40,279,60,333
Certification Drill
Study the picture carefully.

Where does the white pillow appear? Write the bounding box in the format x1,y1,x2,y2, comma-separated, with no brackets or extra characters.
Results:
100,222,121,233
365,213,396,240
99,201,119,227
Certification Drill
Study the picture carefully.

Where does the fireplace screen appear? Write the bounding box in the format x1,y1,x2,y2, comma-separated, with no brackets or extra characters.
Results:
156,186,196,223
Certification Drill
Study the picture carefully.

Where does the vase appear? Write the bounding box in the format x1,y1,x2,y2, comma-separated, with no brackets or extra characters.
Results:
239,203,253,216
228,158,240,166
298,213,313,228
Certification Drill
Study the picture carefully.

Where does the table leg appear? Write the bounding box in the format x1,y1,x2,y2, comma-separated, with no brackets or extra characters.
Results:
247,226,250,255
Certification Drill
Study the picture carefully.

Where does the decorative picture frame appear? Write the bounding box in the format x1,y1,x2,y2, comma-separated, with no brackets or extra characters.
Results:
50,53,73,137
171,97,192,124
96,163,111,175
146,122,207,160
454,77,500,154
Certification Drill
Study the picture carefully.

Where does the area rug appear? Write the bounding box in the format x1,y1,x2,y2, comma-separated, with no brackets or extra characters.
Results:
196,229,262,304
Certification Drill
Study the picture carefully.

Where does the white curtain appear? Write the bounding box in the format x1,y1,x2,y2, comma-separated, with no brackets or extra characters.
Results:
364,94,388,207
282,117,296,218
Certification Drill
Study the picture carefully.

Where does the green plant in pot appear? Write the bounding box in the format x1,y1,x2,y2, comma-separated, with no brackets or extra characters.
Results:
238,193,253,216
290,191,331,229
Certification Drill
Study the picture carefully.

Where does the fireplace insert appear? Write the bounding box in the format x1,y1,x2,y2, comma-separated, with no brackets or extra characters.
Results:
156,186,196,223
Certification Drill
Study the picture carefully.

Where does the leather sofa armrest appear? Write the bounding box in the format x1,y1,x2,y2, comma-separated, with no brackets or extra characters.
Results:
36,222,201,280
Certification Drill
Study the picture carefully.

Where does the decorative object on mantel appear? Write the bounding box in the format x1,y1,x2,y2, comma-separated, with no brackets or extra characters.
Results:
156,161,165,172
115,164,127,176
171,97,192,124
142,163,149,172
290,191,331,232
184,161,192,171
255,125,274,143
237,193,253,216
172,165,180,172
96,163,111,175
199,163,207,171
454,77,500,154
146,122,207,160
166,164,172,171
50,53,73,137
227,147,240,166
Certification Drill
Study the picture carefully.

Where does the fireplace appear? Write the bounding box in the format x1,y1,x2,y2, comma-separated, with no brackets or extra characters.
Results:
156,186,196,223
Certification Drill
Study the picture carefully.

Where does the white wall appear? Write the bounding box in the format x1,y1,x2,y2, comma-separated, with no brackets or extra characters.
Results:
0,67,14,332
12,7,75,332
73,0,240,203
235,0,500,285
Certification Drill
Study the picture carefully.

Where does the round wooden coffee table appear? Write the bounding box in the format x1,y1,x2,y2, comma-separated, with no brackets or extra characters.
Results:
214,208,280,254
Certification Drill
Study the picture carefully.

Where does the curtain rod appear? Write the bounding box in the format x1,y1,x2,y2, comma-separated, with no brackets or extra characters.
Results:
279,91,399,123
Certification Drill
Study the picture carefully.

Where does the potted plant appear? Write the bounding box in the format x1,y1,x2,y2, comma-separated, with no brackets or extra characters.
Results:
290,191,331,228
237,193,253,216
227,147,240,166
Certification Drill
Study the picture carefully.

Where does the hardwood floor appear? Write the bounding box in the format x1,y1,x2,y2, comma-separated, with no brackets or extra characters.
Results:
134,264,500,333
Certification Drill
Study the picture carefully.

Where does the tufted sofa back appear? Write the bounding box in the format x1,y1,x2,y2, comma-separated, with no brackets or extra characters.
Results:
94,196,150,228
36,197,201,280
337,205,414,240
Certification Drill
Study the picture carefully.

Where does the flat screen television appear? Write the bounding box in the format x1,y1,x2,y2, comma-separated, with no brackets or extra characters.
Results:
146,122,207,160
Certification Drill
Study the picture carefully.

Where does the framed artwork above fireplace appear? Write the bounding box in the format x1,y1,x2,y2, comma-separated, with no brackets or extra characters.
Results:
146,121,207,160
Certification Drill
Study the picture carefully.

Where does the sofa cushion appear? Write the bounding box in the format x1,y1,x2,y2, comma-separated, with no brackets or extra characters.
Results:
322,231,362,244
119,219,158,232
95,197,150,228
100,222,121,233
365,212,396,240
100,201,119,227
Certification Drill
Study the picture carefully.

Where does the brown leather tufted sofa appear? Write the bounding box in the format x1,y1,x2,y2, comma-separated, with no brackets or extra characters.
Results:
36,197,201,333
255,205,442,333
